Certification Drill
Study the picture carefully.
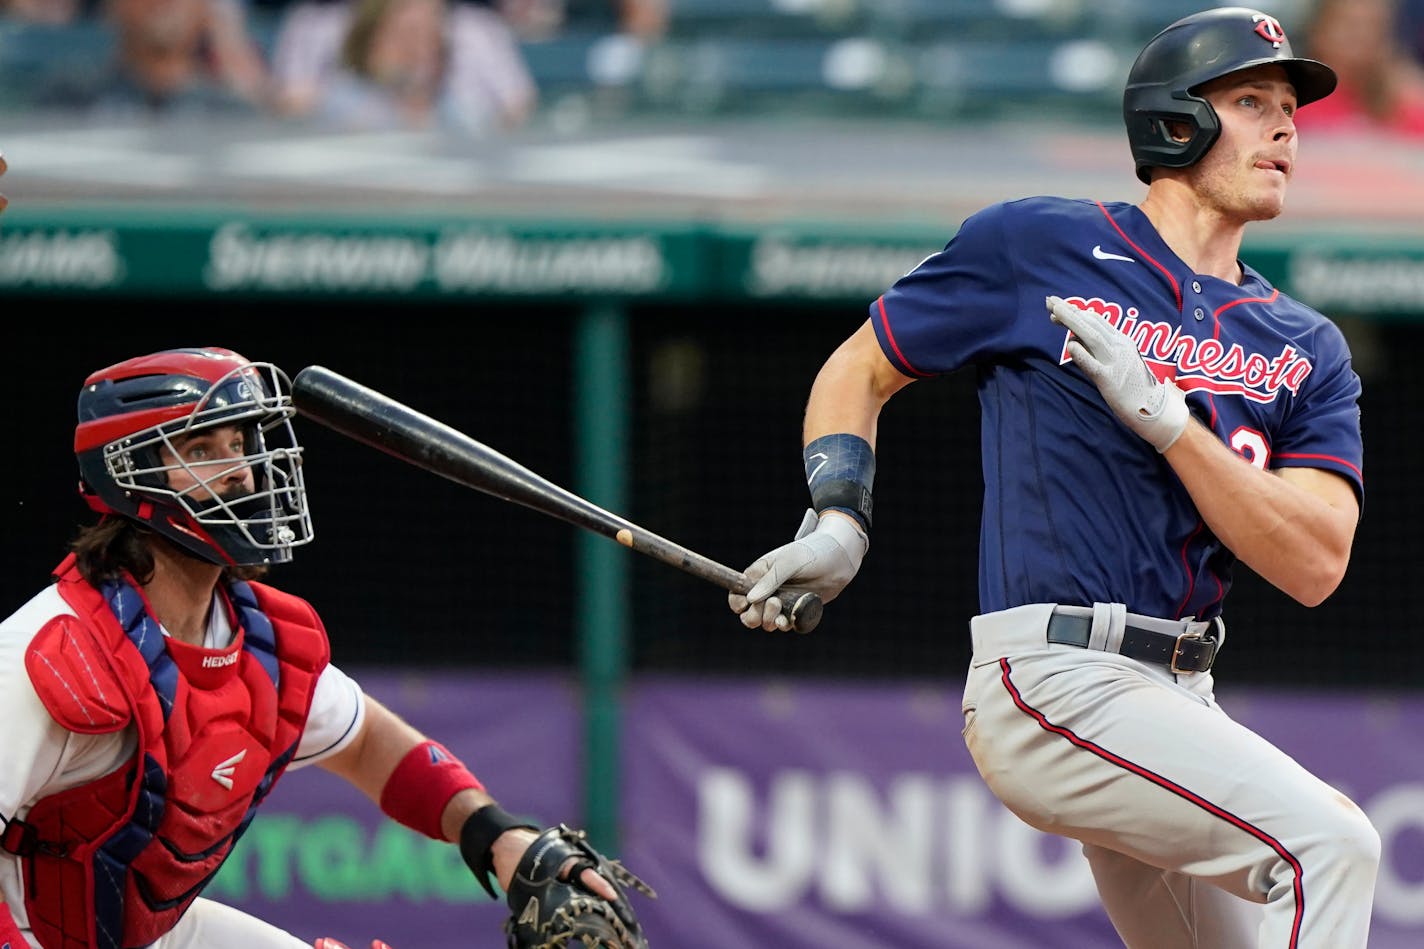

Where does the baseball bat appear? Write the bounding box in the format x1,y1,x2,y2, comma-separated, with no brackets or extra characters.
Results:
290,365,823,633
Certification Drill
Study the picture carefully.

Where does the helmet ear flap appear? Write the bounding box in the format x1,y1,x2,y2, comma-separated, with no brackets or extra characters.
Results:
110,441,167,492
75,441,169,526
1128,95,1221,184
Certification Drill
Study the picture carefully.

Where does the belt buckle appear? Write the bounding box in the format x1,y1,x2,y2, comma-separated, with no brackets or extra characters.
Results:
1170,630,1204,675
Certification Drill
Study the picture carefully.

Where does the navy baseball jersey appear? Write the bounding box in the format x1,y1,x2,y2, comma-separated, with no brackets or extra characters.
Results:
871,196,1363,620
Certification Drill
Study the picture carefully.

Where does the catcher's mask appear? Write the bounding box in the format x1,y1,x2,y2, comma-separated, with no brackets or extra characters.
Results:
1124,6,1336,184
74,347,314,567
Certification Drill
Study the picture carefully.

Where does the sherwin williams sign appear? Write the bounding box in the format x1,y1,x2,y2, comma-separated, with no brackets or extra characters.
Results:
14,209,1424,315
218,673,1424,947
0,213,697,299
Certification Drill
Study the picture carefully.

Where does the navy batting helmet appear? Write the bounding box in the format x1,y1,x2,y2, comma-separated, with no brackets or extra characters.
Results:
74,347,314,566
1124,6,1336,184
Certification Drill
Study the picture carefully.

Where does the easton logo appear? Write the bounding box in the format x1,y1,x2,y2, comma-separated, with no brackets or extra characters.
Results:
518,897,540,927
1057,296,1313,403
202,651,240,669
211,749,247,789
1253,13,1286,48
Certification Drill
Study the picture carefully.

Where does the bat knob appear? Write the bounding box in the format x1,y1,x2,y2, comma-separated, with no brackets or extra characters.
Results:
787,592,823,634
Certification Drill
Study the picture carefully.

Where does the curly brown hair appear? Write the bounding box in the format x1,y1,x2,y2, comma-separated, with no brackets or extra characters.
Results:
70,516,267,586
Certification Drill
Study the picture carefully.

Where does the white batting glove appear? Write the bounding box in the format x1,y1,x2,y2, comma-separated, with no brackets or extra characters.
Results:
1046,295,1189,452
728,509,868,632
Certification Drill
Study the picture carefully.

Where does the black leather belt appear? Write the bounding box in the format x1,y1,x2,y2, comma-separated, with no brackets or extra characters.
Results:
1046,613,1218,674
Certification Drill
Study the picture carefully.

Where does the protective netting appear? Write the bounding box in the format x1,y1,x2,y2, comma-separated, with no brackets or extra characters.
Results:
4,298,1418,687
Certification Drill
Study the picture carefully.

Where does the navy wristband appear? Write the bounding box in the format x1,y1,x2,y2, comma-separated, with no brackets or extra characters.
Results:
803,434,875,531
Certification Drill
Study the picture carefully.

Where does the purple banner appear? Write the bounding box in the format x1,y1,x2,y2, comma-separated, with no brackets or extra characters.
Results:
622,678,1424,948
211,671,582,948
1227,688,1424,946
210,672,1424,947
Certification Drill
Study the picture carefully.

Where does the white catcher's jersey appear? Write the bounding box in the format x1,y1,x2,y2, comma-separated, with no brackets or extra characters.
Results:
0,583,367,947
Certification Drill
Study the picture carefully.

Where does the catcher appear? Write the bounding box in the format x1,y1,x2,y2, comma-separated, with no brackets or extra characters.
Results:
0,347,653,949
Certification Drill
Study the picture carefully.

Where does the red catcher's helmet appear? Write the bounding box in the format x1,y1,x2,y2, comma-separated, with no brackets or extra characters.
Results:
1123,6,1337,184
74,347,314,566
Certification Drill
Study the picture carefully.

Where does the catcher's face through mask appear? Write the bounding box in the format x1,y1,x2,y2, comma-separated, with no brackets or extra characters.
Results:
159,423,257,500
75,348,314,567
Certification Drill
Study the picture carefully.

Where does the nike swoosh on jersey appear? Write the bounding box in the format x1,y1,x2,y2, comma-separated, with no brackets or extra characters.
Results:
1092,245,1136,263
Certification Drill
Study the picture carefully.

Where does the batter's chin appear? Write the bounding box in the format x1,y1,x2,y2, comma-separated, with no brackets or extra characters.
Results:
1250,198,1287,222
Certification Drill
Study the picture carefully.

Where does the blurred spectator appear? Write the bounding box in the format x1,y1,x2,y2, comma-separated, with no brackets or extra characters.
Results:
37,0,270,118
601,0,667,40
0,0,90,25
267,0,346,115
488,0,561,38
269,0,536,133
495,0,667,41
1297,0,1424,137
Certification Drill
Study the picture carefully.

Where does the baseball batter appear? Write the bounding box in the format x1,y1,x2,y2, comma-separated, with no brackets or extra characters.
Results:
729,8,1379,947
0,348,636,949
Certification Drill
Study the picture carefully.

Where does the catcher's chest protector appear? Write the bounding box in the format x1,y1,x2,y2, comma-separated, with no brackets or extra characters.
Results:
12,555,330,949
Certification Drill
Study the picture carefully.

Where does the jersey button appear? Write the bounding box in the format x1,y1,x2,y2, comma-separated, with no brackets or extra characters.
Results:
1191,280,1202,293
1193,306,1205,321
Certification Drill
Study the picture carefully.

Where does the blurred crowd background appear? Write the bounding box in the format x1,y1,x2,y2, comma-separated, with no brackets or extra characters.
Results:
6,0,1424,136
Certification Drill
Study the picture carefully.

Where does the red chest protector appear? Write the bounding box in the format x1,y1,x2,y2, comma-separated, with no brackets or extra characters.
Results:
12,555,330,949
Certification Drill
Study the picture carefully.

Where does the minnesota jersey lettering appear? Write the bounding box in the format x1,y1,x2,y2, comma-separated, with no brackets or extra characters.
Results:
874,197,1362,620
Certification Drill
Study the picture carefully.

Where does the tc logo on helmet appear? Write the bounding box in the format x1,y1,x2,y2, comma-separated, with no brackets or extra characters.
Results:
1253,13,1286,48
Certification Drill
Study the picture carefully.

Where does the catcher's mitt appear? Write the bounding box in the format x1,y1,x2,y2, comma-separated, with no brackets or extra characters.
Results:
504,824,656,949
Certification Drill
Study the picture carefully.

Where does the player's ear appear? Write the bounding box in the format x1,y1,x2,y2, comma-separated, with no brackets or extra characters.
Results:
1165,119,1193,143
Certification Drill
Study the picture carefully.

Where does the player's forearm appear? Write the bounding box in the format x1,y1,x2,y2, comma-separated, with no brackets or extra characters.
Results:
439,786,499,841
802,321,912,445
318,697,424,801
1164,421,1357,606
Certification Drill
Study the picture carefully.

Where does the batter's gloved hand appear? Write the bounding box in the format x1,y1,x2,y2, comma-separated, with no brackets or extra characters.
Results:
503,825,656,949
729,508,867,632
1047,295,1189,452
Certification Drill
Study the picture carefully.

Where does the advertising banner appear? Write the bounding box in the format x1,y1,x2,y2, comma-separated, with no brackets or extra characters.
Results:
214,672,1424,947
0,212,702,300
622,677,1424,948
7,209,1424,314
